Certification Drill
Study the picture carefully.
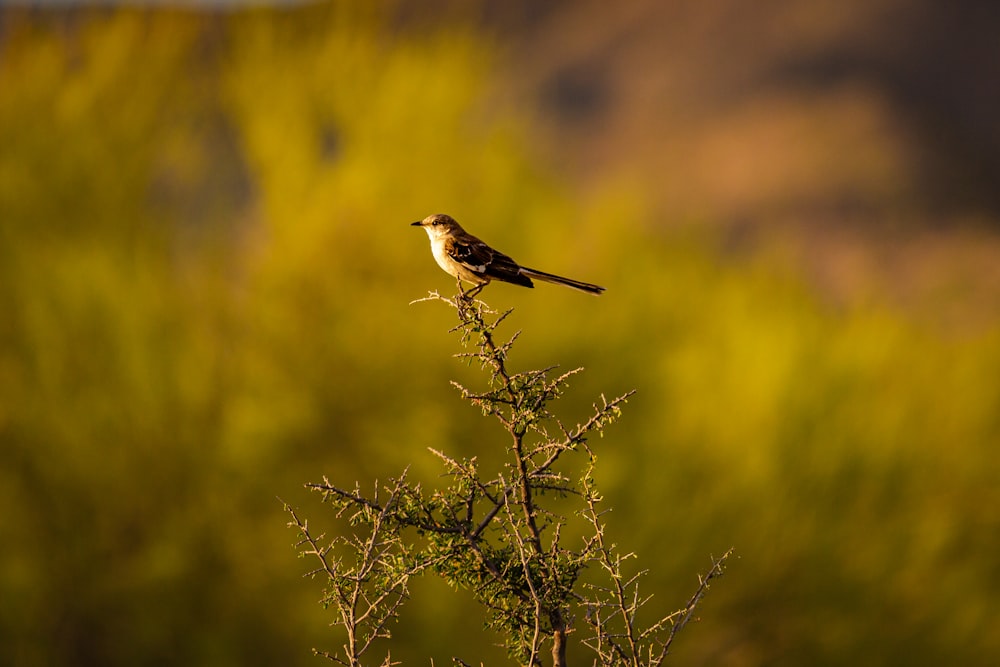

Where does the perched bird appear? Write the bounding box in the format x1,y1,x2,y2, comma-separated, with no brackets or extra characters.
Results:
411,213,606,296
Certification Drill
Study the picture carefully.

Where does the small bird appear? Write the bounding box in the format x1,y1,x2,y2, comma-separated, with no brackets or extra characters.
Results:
411,213,606,296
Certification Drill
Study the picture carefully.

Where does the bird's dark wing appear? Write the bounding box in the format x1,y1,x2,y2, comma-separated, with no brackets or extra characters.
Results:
448,236,533,288
447,238,494,276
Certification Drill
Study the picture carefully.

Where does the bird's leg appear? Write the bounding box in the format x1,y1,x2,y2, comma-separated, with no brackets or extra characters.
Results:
456,278,486,302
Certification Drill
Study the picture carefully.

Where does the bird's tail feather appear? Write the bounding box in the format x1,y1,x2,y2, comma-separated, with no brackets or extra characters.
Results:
520,267,605,295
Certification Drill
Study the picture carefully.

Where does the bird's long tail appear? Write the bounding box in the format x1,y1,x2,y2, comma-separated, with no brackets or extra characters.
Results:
519,267,606,295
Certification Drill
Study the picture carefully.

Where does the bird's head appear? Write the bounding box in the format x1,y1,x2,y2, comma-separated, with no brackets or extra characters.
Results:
411,213,462,239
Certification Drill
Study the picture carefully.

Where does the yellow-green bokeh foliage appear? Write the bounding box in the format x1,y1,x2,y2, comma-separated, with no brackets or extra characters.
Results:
1,5,998,666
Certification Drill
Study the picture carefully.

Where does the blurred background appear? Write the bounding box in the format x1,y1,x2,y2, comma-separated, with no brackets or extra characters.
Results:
1,1,998,665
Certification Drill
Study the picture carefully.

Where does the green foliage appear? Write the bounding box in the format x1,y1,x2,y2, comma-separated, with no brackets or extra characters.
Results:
0,5,998,667
289,293,729,666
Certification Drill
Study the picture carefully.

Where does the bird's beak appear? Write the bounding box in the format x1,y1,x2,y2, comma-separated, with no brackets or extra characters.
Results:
410,221,423,227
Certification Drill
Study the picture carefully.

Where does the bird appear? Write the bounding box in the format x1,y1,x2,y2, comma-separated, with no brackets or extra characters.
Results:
411,213,606,296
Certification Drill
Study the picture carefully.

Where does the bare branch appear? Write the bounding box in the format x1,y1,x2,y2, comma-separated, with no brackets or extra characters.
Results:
290,293,729,666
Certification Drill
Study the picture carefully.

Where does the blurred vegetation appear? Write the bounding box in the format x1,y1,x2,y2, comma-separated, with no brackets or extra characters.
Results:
1,4,998,667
